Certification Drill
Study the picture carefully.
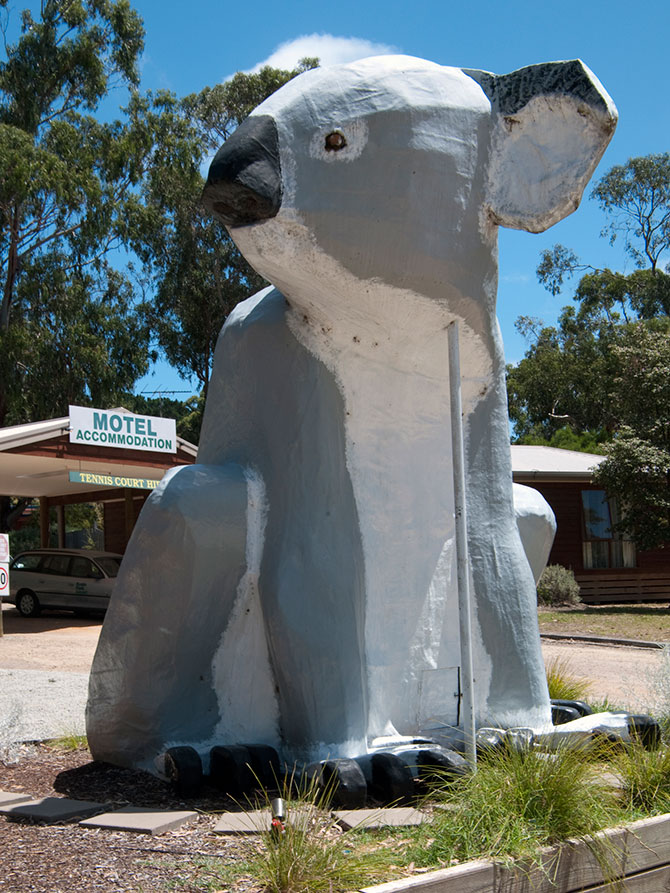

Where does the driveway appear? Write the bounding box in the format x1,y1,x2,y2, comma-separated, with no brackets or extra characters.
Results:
541,638,666,713
0,604,100,673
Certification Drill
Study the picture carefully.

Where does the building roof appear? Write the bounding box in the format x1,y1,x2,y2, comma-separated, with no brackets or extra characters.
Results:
511,445,604,482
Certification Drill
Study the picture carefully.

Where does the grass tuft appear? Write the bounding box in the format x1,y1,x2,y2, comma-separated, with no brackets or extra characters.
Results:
545,655,593,702
412,741,619,871
615,742,670,816
47,733,89,752
244,766,404,893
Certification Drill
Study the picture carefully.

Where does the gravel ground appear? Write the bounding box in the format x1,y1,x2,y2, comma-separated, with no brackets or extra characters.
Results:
0,605,95,745
0,668,88,744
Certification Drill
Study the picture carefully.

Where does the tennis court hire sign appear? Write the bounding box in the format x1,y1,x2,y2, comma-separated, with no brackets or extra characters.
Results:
69,406,177,454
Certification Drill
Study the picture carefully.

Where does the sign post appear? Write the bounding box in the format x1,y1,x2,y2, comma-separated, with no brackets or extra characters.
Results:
0,532,9,637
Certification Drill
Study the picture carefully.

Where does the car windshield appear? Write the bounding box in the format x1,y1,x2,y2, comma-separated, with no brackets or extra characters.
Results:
95,557,122,578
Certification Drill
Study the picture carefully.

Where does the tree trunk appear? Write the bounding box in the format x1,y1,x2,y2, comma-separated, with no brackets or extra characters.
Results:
1,205,21,333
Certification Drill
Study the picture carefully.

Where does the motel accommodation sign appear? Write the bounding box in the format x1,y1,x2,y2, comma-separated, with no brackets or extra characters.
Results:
69,405,177,454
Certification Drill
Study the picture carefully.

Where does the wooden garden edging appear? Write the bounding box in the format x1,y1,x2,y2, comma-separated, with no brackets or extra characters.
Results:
352,813,670,893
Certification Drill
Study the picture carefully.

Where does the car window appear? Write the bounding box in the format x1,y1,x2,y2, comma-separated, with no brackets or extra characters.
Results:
11,554,42,571
70,557,103,579
96,557,121,578
42,554,71,575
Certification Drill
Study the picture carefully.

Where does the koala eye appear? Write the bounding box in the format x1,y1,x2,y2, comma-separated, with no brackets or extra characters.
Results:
310,121,368,163
325,131,347,152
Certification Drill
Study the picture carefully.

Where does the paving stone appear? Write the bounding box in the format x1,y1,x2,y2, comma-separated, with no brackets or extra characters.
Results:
0,791,33,807
0,797,108,823
80,806,198,835
334,807,427,830
213,804,318,835
213,809,270,834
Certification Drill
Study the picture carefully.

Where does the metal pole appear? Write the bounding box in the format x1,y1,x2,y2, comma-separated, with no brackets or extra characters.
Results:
448,321,477,768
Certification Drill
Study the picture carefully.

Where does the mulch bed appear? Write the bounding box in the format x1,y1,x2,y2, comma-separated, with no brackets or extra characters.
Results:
0,743,265,893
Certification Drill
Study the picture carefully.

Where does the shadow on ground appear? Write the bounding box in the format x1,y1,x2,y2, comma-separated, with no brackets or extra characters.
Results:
54,759,248,812
1,609,102,635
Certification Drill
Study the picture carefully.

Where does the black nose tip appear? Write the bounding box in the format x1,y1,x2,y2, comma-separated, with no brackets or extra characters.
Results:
202,115,282,227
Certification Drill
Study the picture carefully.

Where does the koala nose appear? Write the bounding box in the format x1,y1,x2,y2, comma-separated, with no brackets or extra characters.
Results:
202,115,282,226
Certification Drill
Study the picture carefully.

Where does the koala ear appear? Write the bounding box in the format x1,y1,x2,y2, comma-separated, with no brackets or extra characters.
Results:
464,60,617,233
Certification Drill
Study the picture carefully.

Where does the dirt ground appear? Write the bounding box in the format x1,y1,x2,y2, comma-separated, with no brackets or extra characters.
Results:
0,604,101,673
540,639,666,712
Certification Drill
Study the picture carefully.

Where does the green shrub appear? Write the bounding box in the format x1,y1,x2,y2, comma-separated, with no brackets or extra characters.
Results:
537,564,581,606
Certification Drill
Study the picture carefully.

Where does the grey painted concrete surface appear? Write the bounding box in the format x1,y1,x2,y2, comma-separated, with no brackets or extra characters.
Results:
80,807,198,835
0,791,32,806
334,808,427,830
0,796,107,823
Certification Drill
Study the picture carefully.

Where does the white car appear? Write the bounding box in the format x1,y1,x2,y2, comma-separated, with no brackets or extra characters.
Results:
8,549,122,617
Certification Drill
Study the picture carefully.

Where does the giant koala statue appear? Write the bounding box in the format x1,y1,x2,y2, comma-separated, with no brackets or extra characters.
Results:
87,56,616,772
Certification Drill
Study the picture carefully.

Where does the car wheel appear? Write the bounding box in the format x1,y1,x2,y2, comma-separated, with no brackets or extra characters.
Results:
16,590,41,617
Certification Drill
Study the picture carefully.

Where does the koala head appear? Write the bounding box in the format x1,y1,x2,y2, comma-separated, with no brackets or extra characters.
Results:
203,56,616,305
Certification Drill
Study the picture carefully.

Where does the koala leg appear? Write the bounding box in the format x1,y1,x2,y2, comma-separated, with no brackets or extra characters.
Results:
513,483,557,584
86,462,279,770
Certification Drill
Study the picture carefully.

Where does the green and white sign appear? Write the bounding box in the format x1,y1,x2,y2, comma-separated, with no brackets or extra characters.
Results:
69,471,162,490
69,406,176,454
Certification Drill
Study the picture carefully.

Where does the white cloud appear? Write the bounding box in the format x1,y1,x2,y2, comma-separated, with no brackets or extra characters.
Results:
244,34,399,74
500,273,530,284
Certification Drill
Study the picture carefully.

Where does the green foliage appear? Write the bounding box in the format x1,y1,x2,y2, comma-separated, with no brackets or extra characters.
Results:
176,394,205,444
182,58,318,150
6,500,102,550
2,261,153,425
593,324,670,551
0,0,152,427
545,656,593,702
592,153,670,272
515,425,607,454
509,153,670,451
615,743,670,816
412,743,618,870
507,303,621,442
537,564,581,607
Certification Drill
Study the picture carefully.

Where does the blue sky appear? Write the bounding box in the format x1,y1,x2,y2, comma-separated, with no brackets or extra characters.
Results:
122,0,670,397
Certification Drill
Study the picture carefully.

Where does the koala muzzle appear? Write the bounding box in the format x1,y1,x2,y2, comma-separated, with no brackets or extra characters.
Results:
202,115,282,227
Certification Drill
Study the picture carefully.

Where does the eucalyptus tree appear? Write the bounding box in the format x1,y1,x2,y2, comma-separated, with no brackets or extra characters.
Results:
0,0,152,427
508,154,670,447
